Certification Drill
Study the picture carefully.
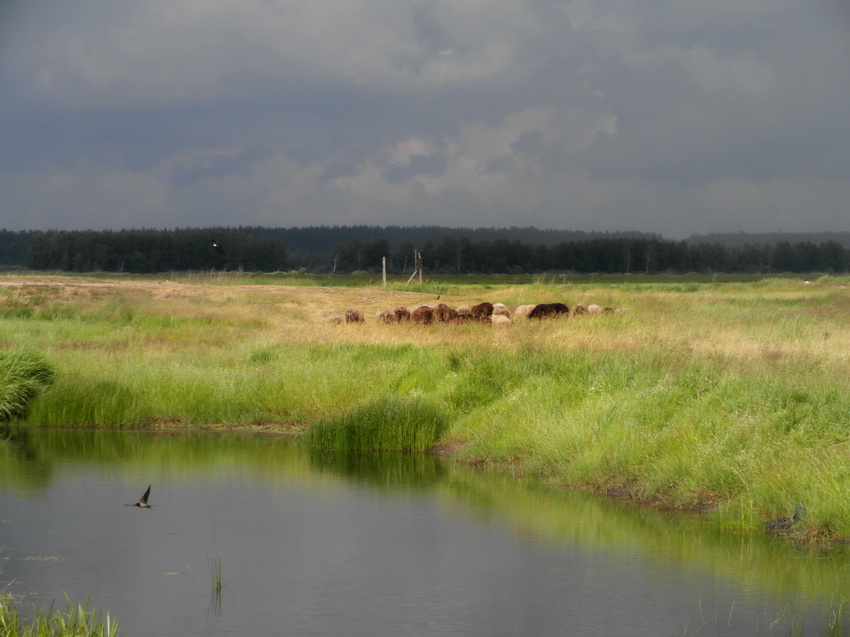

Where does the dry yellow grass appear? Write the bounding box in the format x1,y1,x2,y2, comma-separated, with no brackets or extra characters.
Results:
3,274,849,374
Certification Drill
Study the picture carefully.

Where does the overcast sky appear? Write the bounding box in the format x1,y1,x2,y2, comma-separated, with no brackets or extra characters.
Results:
1,0,849,239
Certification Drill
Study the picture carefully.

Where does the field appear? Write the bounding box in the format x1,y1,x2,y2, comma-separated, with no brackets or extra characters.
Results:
2,271,850,543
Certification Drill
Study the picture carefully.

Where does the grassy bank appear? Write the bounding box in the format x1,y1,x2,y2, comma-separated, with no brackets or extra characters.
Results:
2,273,850,541
0,348,54,422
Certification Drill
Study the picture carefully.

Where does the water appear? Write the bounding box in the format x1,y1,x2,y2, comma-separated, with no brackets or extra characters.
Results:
1,429,848,636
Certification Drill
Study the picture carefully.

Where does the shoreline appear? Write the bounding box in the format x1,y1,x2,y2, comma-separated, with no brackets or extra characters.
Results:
3,273,850,548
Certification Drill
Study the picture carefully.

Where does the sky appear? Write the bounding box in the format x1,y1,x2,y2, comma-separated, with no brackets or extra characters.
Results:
1,0,849,239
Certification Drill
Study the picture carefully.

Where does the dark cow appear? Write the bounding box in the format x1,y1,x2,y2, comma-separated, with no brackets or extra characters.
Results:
470,302,494,320
528,303,570,319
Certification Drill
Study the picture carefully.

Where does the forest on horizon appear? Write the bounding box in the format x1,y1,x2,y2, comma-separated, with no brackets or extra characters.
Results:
0,225,849,275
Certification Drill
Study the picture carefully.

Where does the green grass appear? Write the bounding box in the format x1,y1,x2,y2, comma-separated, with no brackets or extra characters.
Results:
5,273,850,541
22,343,444,427
0,348,55,422
449,347,850,534
0,594,119,637
305,396,449,452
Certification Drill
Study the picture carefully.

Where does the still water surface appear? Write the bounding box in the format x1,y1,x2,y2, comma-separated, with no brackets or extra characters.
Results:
1,429,849,636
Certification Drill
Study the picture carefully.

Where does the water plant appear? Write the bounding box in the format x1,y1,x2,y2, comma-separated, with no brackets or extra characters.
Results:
207,552,223,614
0,594,119,637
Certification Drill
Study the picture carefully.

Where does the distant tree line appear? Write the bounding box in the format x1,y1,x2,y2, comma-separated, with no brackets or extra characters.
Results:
689,231,850,248
0,226,848,274
0,230,37,267
23,228,289,273
245,225,655,265
330,236,850,275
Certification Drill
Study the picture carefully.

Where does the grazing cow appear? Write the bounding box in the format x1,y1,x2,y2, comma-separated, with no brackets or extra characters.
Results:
411,305,435,325
327,313,345,325
514,304,536,319
375,308,397,324
572,302,588,316
453,305,475,324
393,306,411,321
528,303,570,319
490,314,512,327
344,307,365,323
492,303,511,318
470,302,494,320
433,303,458,323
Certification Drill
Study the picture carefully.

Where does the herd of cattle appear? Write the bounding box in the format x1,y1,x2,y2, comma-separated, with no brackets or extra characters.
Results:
329,301,622,326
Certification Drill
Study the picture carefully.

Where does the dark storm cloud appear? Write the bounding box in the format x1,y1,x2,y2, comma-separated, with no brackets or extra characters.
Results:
169,149,271,186
0,0,849,236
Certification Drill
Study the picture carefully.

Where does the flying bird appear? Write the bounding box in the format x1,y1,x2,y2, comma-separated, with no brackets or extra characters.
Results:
127,485,153,508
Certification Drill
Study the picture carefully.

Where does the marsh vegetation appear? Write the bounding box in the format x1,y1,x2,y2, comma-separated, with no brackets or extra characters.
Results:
2,272,850,542
0,594,118,637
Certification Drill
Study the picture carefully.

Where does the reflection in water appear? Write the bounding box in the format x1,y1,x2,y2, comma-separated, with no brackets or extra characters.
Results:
0,428,848,636
0,425,54,491
307,448,448,489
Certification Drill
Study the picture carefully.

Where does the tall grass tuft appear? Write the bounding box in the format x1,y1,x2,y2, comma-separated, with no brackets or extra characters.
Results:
305,396,449,452
0,594,119,637
0,348,55,422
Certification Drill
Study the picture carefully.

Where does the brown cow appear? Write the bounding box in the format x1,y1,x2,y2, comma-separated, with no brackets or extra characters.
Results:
375,308,397,324
411,305,435,325
433,303,460,323
344,307,365,323
470,302,494,320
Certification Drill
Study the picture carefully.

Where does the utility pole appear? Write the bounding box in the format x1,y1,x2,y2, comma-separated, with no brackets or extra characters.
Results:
406,250,423,287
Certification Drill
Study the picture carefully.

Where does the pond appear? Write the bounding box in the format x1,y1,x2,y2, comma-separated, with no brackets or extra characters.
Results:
1,428,848,636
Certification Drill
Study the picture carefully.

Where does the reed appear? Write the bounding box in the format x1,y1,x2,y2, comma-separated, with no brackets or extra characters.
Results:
0,348,55,422
208,553,223,593
305,396,449,452
0,594,118,637
207,552,223,614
